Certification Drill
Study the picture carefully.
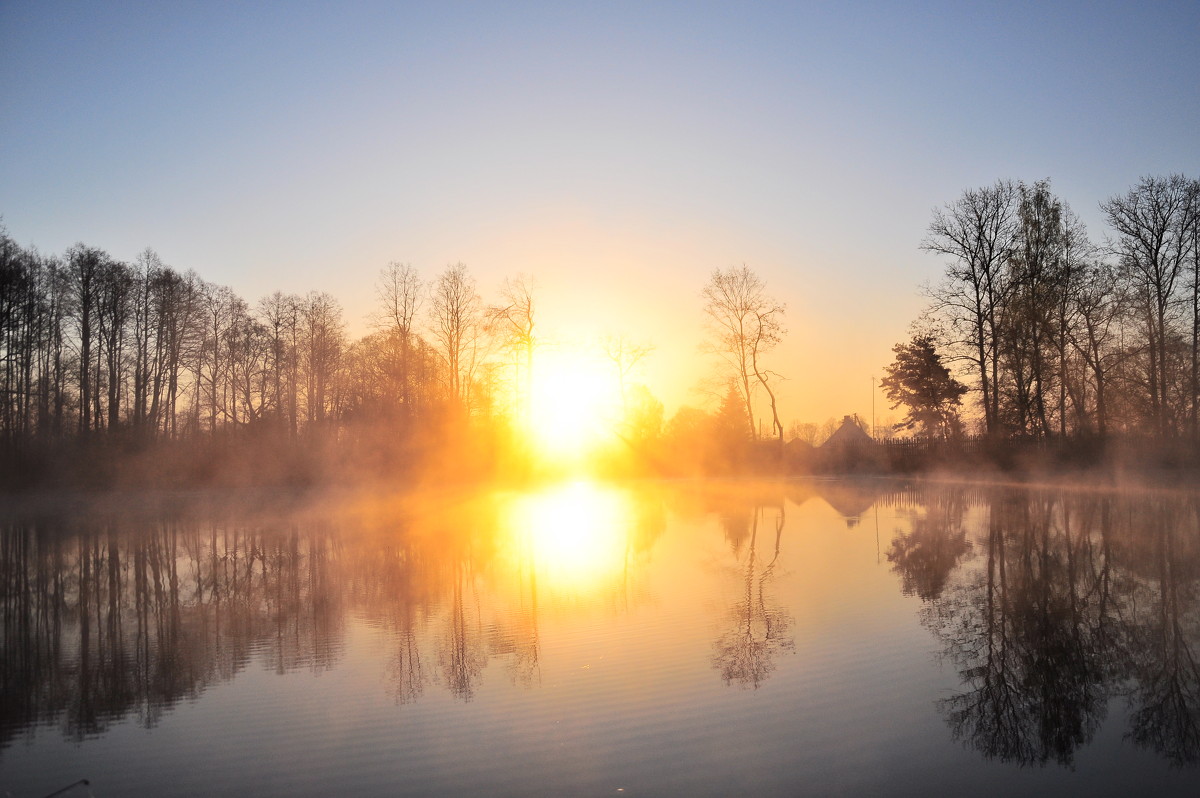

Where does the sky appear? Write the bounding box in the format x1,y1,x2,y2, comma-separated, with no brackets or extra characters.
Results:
2,1,1198,426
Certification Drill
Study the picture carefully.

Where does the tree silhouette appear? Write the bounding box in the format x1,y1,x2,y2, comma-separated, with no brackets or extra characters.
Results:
1102,175,1198,439
373,262,424,422
881,334,968,438
922,180,1018,437
701,265,786,445
429,263,483,413
486,275,537,428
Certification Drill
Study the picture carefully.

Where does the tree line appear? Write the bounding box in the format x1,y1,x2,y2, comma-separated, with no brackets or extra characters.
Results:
1,216,808,483
4,171,1195,484
904,174,1200,443
0,229,591,483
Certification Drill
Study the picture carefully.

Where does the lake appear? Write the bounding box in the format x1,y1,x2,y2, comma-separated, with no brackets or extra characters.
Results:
2,479,1200,797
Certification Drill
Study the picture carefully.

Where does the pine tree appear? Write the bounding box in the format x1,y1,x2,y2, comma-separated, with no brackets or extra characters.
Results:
881,336,969,438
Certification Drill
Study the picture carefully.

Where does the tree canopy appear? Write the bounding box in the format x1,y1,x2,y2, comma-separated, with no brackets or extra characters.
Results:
881,335,968,438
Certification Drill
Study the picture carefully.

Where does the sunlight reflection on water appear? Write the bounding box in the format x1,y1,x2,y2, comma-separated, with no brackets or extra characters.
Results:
504,481,632,595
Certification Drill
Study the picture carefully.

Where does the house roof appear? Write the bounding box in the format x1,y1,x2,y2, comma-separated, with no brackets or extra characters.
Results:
820,415,874,450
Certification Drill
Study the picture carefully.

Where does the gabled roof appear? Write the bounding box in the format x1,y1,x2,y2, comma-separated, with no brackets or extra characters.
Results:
820,415,874,450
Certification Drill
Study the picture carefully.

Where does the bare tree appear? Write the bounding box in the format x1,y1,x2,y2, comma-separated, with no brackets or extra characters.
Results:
374,262,423,419
1005,180,1063,437
129,249,163,437
486,275,536,423
429,263,482,410
37,253,70,438
1068,261,1123,437
375,262,423,335
156,268,200,438
226,300,269,426
1102,174,1196,437
196,283,234,433
97,258,134,432
301,292,344,428
66,244,106,435
923,181,1019,436
258,291,302,437
604,334,654,413
702,265,786,444
0,233,40,442
1186,179,1200,439
1054,205,1092,436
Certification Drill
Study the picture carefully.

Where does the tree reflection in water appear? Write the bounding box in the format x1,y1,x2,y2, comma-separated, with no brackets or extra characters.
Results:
888,487,970,601
436,558,487,702
0,508,344,749
0,484,666,746
920,487,1200,768
351,511,433,706
1123,497,1200,766
5,483,1200,771
710,490,795,689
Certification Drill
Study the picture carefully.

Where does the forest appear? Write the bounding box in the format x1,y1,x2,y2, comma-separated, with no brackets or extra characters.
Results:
883,174,1200,472
1,173,1198,486
912,175,1200,442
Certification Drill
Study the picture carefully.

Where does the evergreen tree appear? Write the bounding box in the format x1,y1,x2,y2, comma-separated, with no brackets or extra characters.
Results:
881,336,969,438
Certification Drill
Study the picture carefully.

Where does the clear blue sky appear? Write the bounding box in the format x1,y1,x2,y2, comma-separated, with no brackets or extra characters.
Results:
2,1,1197,421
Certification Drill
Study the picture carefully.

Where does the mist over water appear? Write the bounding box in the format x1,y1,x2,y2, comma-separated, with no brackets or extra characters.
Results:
3,479,1200,797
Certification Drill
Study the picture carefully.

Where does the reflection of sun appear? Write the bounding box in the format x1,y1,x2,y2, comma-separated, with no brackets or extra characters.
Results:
507,481,630,593
528,348,622,458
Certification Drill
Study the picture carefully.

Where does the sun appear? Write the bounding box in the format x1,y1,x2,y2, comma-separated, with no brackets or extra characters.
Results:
527,347,623,458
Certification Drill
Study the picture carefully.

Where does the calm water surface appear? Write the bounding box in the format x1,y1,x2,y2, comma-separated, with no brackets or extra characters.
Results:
3,479,1200,797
